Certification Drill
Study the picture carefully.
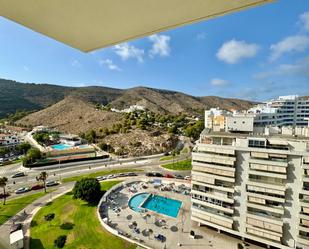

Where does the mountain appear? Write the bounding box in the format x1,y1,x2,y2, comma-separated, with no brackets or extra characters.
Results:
0,78,255,119
17,96,122,134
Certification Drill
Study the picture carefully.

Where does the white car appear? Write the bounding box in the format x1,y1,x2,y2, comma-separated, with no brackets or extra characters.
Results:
15,187,30,194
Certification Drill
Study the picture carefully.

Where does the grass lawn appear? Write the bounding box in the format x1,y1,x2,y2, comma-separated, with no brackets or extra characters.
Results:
161,158,192,171
62,168,142,183
30,181,135,249
0,192,46,225
159,155,174,161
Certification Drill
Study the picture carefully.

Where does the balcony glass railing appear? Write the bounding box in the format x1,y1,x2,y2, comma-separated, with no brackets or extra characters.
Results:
247,211,282,222
192,205,232,219
248,178,285,186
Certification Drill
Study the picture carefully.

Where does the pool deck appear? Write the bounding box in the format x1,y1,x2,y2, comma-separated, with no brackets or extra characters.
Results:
98,179,265,249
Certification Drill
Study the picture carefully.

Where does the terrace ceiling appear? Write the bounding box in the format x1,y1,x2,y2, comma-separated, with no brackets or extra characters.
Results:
0,0,274,52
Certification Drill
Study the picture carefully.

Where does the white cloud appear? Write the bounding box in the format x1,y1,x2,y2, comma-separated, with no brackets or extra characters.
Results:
99,59,122,71
210,78,229,87
254,56,309,79
216,39,259,64
276,56,309,77
114,43,144,63
149,34,171,58
71,59,82,68
300,12,309,31
269,35,309,61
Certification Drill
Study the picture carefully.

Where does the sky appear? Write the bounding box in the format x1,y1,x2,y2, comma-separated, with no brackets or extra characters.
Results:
0,0,308,101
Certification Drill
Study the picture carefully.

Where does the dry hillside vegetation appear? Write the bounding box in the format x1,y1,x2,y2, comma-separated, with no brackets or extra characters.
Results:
17,97,122,134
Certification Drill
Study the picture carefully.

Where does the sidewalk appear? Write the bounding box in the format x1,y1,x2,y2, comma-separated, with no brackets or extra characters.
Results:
0,182,74,249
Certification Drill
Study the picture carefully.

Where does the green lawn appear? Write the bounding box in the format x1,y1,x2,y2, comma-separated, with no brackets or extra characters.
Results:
0,192,46,225
159,155,174,161
30,181,135,249
62,169,142,183
161,158,192,171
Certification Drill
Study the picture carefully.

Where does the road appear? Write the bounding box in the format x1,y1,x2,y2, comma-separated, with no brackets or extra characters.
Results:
0,153,191,198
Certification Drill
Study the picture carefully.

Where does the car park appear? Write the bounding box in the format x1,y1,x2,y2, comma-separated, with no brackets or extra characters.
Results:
11,172,26,178
46,181,59,187
15,187,30,194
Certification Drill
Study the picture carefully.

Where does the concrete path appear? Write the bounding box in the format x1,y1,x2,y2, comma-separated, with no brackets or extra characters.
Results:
0,182,74,249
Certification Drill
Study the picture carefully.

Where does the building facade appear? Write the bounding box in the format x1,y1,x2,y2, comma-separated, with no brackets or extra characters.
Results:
191,118,309,248
0,134,20,148
249,95,309,127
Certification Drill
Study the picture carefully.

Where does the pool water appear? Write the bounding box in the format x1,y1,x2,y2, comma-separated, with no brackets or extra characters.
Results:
128,193,149,212
129,193,182,218
142,194,182,218
51,144,73,150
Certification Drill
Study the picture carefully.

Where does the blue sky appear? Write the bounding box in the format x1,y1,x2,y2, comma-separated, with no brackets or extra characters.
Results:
0,0,308,101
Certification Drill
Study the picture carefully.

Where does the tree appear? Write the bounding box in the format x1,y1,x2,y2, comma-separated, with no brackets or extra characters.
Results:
0,177,8,205
23,148,42,165
37,171,48,193
73,178,101,203
54,235,67,248
85,129,96,143
17,142,31,154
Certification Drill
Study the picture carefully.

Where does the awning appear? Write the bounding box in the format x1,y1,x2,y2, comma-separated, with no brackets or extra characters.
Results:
10,230,23,245
267,139,289,146
0,0,274,52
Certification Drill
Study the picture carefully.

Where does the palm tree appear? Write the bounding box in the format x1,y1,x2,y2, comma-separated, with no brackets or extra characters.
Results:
37,172,48,193
0,177,8,205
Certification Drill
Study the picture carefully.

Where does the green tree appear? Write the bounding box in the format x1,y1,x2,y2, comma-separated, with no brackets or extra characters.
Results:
17,142,31,154
0,177,8,205
36,171,48,193
54,235,67,248
73,178,101,203
85,129,96,143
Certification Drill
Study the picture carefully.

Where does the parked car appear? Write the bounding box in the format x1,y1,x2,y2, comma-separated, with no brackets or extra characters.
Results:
10,223,22,234
46,181,59,187
118,173,126,177
107,174,116,179
146,172,154,177
184,175,191,181
154,172,163,177
165,174,174,178
96,176,106,181
127,172,137,176
175,174,184,179
15,187,30,194
11,172,26,178
31,184,44,190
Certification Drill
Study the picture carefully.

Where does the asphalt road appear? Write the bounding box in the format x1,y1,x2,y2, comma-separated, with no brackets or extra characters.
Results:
0,153,191,199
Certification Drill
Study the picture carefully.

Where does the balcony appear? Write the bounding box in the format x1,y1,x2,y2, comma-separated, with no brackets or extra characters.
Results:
247,211,283,225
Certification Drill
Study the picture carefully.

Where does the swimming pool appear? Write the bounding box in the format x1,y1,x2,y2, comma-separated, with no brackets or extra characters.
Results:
129,193,182,218
51,144,73,150
128,193,149,212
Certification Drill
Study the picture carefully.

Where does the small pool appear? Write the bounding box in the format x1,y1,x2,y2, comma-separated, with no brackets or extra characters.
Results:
128,193,149,212
51,144,73,150
128,193,182,218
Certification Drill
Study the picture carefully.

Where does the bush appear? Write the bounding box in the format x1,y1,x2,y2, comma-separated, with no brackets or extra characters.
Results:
44,213,55,221
54,235,67,248
73,178,101,203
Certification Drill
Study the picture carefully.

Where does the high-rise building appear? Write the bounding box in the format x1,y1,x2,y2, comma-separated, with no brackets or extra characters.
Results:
249,95,309,127
191,115,309,249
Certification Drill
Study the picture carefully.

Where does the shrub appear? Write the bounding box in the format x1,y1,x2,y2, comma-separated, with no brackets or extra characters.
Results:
73,178,101,203
54,235,67,248
44,213,55,221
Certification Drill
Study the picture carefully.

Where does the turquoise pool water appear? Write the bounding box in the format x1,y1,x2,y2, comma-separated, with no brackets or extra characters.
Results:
129,193,182,218
51,144,72,150
128,193,149,212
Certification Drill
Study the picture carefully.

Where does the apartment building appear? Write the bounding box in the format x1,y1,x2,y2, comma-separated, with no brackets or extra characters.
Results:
191,115,309,249
249,95,309,127
0,133,20,147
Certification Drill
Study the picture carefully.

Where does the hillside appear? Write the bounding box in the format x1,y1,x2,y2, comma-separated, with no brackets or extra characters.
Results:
0,78,255,119
17,97,122,134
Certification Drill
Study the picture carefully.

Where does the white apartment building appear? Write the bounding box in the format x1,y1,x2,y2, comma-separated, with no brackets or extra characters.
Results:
249,95,309,127
0,133,21,147
191,114,309,249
